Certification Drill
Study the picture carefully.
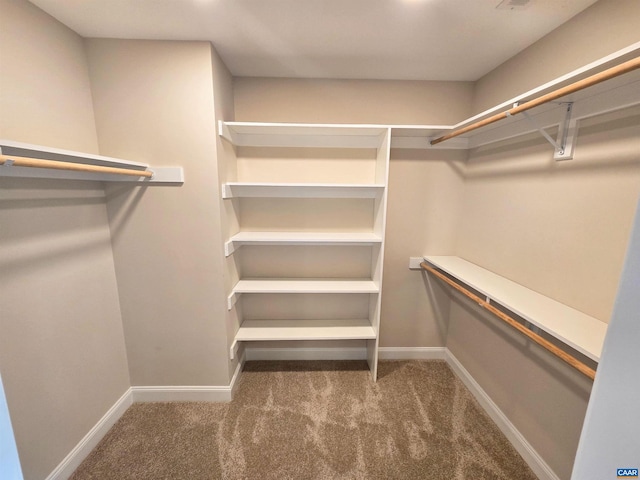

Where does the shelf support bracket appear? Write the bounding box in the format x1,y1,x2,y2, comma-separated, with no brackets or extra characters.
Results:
224,240,236,257
555,103,578,161
229,339,238,360
227,292,238,310
518,102,576,161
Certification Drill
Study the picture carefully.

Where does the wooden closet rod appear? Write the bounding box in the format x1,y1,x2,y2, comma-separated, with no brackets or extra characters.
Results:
420,262,596,380
0,154,153,178
430,55,640,146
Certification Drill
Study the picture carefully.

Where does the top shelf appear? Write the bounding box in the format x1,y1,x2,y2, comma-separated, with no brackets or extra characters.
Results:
425,43,640,149
424,256,607,362
454,44,640,134
219,121,389,149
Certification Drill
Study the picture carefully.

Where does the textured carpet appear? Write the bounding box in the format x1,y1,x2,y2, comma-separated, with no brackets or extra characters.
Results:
70,360,538,479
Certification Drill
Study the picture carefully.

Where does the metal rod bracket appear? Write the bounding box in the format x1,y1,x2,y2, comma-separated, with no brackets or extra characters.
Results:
520,102,577,160
554,103,578,161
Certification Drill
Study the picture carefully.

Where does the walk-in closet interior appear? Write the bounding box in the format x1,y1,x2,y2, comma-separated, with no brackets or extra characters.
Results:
1,0,639,479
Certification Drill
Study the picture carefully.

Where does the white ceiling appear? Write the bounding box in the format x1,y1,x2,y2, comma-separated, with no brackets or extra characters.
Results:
28,0,599,81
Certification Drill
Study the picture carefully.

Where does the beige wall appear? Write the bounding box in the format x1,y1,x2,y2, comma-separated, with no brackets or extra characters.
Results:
0,0,99,150
234,78,473,125
0,1,130,479
472,0,640,113
85,39,232,386
457,107,640,322
380,148,465,347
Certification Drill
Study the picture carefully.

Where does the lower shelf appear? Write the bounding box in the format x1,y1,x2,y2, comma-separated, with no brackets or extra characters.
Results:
229,319,380,381
424,255,606,362
235,319,377,342
232,279,379,294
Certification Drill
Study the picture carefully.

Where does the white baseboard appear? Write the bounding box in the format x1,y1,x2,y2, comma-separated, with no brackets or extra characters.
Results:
45,388,133,480
47,358,245,479
244,347,367,361
130,353,246,403
445,349,560,480
230,351,245,399
378,346,446,360
130,385,231,402
243,346,446,362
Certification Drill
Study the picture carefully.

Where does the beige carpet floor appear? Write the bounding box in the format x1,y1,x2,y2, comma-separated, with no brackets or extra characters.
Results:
70,360,538,479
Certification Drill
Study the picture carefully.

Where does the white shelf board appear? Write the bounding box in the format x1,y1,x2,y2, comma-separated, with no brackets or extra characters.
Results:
221,182,385,199
452,42,640,134
424,256,607,362
0,139,147,168
464,68,640,148
0,139,184,184
235,319,376,342
219,121,388,148
225,231,382,256
232,278,380,294
386,44,640,150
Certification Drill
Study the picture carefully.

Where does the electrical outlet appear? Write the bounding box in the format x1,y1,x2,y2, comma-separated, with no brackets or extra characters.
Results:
409,257,424,270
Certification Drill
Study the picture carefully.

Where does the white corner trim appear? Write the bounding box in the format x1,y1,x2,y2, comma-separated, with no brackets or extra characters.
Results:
131,385,231,403
445,349,560,480
378,346,446,360
244,346,367,361
230,351,245,399
45,388,133,480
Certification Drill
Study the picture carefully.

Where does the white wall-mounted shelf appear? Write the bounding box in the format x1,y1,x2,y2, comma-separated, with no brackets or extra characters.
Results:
232,278,379,294
229,318,377,359
235,319,377,342
221,182,385,199
219,121,388,148
224,231,382,256
227,278,380,310
0,139,184,184
424,256,607,362
387,44,640,155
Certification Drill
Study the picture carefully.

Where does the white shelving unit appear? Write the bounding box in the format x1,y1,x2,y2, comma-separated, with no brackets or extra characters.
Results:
424,256,607,362
220,122,390,380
